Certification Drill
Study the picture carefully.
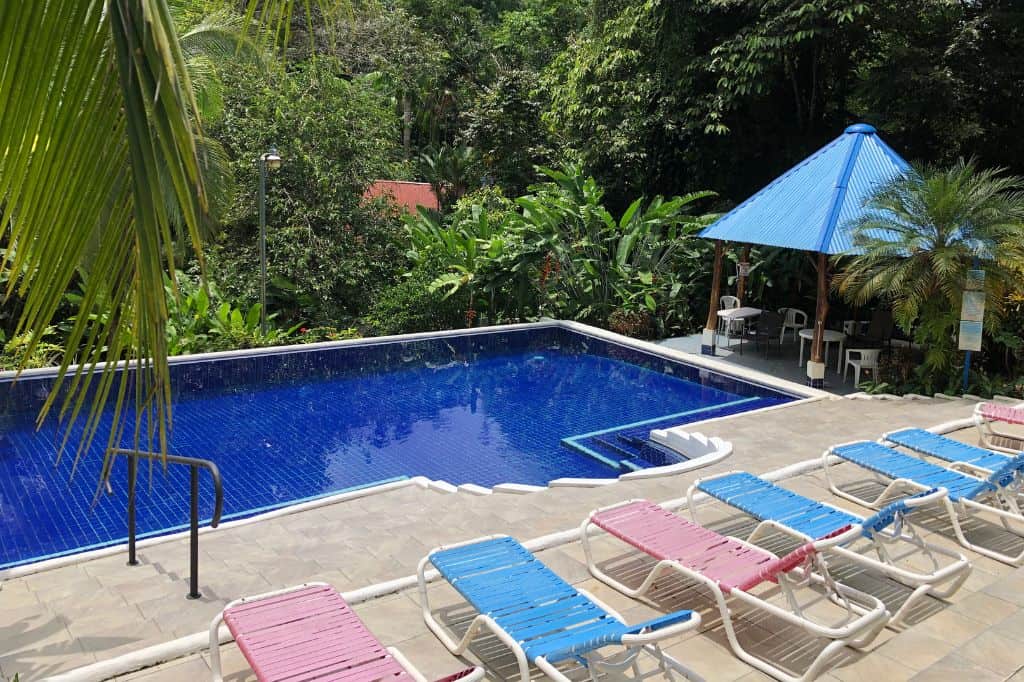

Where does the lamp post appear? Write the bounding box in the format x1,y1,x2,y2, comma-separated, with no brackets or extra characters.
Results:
258,147,282,334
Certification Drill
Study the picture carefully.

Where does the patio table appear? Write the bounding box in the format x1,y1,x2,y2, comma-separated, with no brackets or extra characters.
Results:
798,328,846,371
717,307,761,354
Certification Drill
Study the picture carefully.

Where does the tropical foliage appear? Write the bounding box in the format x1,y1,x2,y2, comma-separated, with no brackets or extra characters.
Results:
164,273,300,355
401,166,717,337
835,160,1024,392
0,0,216,466
204,57,406,327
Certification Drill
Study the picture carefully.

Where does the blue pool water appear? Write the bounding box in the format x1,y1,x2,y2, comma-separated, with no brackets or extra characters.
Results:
0,326,796,568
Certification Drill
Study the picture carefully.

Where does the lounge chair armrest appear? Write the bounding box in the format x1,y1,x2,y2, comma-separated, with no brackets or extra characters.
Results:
811,523,861,550
987,454,1024,488
902,486,949,509
859,489,947,538
433,667,485,682
623,608,698,636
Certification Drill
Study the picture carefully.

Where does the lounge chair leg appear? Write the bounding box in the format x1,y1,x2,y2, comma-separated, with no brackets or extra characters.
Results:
209,612,225,682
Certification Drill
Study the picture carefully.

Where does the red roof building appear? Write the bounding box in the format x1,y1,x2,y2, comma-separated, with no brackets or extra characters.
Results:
363,180,440,213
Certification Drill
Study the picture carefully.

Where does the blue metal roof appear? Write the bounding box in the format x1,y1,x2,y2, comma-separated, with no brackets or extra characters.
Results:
700,124,911,254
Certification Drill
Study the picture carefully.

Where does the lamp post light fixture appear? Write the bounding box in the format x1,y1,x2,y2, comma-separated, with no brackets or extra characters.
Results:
258,147,282,334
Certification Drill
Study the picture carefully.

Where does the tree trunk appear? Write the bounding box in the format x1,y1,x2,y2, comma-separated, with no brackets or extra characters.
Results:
811,252,829,364
705,241,725,332
736,244,751,304
402,92,412,160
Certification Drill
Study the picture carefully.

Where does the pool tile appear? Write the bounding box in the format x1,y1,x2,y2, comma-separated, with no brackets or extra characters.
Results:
0,327,794,569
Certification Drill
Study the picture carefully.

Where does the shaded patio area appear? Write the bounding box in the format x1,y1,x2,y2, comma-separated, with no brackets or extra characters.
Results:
661,332,862,395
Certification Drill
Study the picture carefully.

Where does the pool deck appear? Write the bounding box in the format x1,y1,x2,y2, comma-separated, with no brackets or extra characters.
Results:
658,333,861,395
3,396,1024,681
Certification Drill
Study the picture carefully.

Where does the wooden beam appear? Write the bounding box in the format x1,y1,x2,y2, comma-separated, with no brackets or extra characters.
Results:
704,241,725,332
736,244,751,304
810,252,829,364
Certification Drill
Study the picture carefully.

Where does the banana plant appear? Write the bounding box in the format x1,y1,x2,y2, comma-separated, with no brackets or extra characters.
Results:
405,203,511,321
513,165,716,327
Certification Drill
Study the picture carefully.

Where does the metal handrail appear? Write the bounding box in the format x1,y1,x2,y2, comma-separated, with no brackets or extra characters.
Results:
108,448,223,599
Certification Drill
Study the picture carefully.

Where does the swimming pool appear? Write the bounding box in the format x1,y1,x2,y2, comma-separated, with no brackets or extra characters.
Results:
0,324,799,569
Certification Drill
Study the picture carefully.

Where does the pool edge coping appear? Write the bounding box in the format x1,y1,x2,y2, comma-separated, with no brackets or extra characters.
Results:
0,320,829,403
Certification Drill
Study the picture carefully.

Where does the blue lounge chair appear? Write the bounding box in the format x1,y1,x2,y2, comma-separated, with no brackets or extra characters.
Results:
825,440,1024,565
417,535,703,682
882,428,1010,475
687,471,971,626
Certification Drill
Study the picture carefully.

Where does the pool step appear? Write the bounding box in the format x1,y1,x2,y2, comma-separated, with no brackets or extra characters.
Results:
562,431,686,471
562,397,778,474
614,436,687,469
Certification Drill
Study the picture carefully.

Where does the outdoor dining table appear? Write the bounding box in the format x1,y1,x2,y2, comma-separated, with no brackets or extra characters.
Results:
798,328,846,372
716,306,762,355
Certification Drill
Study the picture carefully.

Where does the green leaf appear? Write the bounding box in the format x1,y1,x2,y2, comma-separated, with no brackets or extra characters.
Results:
245,303,261,329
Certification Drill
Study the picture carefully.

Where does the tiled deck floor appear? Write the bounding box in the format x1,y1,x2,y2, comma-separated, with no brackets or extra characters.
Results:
659,334,861,395
2,396,1021,681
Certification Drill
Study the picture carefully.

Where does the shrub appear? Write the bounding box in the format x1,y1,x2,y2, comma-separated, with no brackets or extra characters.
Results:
0,328,64,371
365,264,470,335
165,273,299,355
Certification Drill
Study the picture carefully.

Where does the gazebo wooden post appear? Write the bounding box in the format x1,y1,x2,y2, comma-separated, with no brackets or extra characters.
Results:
702,240,725,355
736,244,751,304
807,252,830,388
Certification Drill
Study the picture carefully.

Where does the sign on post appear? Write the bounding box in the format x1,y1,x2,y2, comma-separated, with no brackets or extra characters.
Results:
737,262,751,278
958,270,985,352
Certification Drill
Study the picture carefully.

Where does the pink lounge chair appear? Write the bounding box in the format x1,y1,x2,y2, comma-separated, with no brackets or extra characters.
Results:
581,500,888,682
975,402,1024,454
209,583,483,682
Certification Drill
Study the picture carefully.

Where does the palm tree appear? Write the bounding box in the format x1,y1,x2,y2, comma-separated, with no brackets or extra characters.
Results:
834,158,1024,378
0,1,326,477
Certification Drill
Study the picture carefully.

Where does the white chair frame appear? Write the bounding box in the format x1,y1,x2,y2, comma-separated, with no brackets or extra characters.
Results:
718,295,743,339
686,471,972,627
822,445,1024,565
778,307,808,344
581,502,888,682
417,535,704,682
973,402,1024,455
208,582,486,682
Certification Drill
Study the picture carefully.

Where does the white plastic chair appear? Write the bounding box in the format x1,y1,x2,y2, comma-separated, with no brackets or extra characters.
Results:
718,295,742,337
778,307,808,343
844,348,881,384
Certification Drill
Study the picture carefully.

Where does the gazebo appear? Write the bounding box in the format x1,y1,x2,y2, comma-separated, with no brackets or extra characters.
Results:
699,123,911,387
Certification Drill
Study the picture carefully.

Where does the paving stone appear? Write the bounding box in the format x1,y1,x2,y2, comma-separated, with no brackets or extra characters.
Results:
989,607,1024,643
954,629,1024,677
948,590,1019,626
112,655,210,681
981,571,1024,607
350,593,425,646
391,631,478,680
663,627,762,682
875,629,959,671
910,653,1004,682
829,649,917,682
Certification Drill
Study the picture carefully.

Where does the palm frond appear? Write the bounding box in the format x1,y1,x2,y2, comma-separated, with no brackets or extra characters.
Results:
1,0,349,487
1,0,207,481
